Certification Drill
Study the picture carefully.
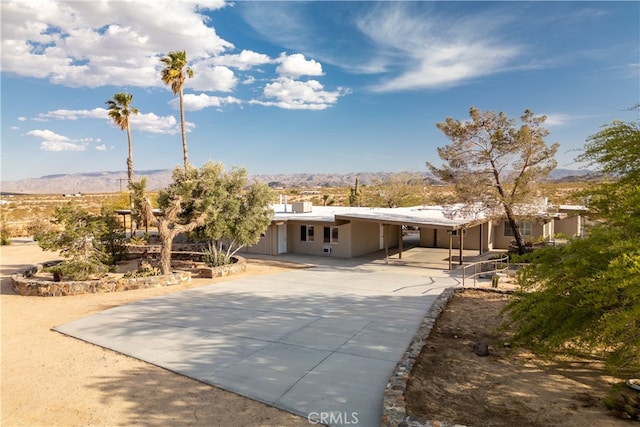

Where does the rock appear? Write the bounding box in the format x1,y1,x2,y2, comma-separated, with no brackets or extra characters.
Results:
473,338,490,357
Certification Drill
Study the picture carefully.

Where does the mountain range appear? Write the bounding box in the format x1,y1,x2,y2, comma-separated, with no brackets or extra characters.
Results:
0,169,594,195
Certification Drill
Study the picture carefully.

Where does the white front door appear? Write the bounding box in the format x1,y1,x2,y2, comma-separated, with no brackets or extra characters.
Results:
277,224,287,254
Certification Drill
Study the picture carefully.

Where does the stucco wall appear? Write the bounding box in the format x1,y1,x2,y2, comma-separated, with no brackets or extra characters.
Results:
243,224,276,255
287,221,351,258
350,220,382,257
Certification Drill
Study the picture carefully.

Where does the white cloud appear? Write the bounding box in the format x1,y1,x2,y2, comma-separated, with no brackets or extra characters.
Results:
1,0,232,88
17,116,27,121
276,53,323,77
26,129,88,151
130,112,189,134
213,49,272,70
250,78,348,110
40,108,185,134
356,3,522,91
40,141,88,151
177,93,242,111
27,129,68,141
543,113,604,127
10,126,19,130
188,63,238,92
41,108,107,121
95,144,108,151
242,75,257,85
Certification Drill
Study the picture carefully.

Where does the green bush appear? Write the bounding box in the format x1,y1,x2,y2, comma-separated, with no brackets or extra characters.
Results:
46,260,109,281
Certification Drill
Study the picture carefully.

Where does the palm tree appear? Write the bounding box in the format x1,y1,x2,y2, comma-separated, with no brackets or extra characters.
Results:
160,50,193,171
106,92,139,184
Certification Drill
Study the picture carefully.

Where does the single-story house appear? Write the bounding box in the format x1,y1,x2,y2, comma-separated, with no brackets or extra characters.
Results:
243,200,585,267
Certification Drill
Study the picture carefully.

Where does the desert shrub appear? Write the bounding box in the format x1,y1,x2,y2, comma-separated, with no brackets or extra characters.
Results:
202,244,229,267
128,235,147,245
46,260,109,281
123,260,160,278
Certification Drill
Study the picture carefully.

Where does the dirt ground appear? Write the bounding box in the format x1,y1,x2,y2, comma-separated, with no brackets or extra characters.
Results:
406,290,629,427
1,241,310,427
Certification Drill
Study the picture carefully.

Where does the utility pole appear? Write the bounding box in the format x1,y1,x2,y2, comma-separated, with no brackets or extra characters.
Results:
116,178,127,193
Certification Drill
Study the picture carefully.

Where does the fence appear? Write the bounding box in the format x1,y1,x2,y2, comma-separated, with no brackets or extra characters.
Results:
461,253,510,287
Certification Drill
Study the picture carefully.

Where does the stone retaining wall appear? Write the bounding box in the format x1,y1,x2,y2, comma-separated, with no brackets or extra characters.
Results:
12,253,248,297
381,288,459,427
12,260,191,297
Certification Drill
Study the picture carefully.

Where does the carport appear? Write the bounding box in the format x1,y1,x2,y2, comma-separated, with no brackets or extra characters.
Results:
335,210,490,270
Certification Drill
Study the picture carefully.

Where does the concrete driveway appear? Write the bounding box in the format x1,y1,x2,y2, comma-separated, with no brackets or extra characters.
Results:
54,256,461,427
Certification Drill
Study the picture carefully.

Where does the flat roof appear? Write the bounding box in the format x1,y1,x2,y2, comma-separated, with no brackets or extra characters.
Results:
272,204,486,230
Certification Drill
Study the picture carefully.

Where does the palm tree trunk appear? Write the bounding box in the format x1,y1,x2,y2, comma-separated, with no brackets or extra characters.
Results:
179,88,189,171
126,124,134,184
126,123,135,234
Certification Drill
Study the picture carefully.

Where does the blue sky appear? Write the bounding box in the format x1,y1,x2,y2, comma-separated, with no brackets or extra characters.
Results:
1,1,638,182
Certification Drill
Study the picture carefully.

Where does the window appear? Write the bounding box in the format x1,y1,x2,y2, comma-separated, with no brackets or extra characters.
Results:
504,220,532,237
324,226,339,243
300,225,314,241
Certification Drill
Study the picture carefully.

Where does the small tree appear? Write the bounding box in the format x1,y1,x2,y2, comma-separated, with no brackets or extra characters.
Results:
146,162,273,274
129,178,153,232
36,204,125,280
504,116,640,375
427,107,559,254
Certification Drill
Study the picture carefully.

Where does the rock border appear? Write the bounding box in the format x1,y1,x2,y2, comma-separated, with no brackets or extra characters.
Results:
11,259,192,297
381,287,514,427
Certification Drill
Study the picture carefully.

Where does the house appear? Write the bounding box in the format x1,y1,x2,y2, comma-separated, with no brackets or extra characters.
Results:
244,200,585,267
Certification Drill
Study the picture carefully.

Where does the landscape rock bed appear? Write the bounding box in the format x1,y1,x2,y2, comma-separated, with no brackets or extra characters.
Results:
11,250,247,296
12,260,192,296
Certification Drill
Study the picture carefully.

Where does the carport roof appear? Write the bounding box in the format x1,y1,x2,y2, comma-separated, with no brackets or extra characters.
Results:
271,204,487,231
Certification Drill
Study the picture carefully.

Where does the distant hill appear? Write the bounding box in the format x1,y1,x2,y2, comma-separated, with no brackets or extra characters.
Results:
1,168,595,195
0,170,174,194
546,168,594,180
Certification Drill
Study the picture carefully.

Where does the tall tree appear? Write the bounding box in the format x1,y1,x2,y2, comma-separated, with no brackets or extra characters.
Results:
368,172,425,208
505,116,640,374
106,92,139,184
427,107,559,254
160,50,193,171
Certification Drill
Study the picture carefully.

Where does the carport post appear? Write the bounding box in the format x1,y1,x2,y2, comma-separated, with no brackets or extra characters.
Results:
448,231,453,271
384,224,389,264
459,228,464,265
398,226,403,259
